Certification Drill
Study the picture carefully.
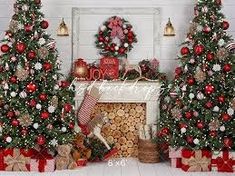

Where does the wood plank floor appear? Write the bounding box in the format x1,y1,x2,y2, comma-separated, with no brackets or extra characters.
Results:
0,158,234,176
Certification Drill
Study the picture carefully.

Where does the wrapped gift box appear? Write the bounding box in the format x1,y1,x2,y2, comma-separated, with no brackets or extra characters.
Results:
76,159,87,167
2,148,32,171
211,150,235,172
169,147,182,168
181,149,211,172
30,148,55,172
100,57,119,80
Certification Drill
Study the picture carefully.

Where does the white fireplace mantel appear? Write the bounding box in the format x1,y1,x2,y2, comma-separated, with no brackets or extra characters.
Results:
73,81,161,124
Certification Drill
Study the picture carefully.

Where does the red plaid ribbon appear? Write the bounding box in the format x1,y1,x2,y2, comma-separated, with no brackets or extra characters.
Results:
78,93,98,125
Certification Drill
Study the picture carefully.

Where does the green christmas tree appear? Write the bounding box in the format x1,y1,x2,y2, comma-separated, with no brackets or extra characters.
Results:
0,0,76,149
159,0,235,150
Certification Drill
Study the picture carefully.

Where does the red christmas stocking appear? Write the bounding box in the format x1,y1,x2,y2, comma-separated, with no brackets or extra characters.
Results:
77,86,101,127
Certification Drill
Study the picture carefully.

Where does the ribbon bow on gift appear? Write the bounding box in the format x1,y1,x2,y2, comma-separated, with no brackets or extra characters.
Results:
108,16,125,40
32,148,53,172
4,149,29,171
183,150,211,172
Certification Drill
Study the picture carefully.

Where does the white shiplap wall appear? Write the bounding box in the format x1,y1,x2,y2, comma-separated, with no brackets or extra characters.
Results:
0,0,234,78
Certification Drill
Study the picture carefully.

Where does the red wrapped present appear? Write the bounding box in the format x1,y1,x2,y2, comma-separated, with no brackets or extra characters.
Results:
169,147,182,168
211,150,235,172
181,149,211,172
100,57,119,80
76,159,87,167
30,148,55,172
3,148,32,171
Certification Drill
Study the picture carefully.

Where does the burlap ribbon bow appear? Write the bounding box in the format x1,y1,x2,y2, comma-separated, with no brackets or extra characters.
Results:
182,150,210,172
4,149,29,171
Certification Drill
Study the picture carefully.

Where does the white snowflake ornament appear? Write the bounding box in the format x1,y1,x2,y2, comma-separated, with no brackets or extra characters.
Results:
48,106,56,113
212,64,221,72
35,62,42,70
227,108,234,116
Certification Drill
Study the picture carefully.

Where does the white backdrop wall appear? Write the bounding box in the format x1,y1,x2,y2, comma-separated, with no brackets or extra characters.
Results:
0,0,234,78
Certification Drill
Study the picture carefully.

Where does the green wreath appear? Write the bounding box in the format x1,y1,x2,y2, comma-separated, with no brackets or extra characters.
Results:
95,16,137,58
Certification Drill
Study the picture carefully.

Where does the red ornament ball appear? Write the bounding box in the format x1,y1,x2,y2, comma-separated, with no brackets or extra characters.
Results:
216,0,222,5
27,50,36,60
11,119,19,127
43,62,52,71
9,76,17,84
180,47,190,56
24,24,33,32
98,36,104,42
7,111,15,118
205,84,215,94
210,131,217,138
29,99,37,107
60,80,70,88
21,129,28,136
203,26,211,34
39,93,48,101
34,0,41,4
218,95,225,103
69,122,75,129
41,20,49,29
223,64,231,72
194,44,204,55
26,83,37,93
223,137,233,148
119,48,126,54
186,136,193,144
222,21,229,30
161,127,170,135
221,113,231,121
40,111,50,119
185,111,192,119
175,67,182,76
37,135,46,145
16,42,26,54
64,103,72,113
1,44,10,53
187,77,195,86
206,52,214,61
205,101,213,109
197,121,204,129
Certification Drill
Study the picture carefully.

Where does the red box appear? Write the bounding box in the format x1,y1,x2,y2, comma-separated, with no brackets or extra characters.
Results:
169,147,182,168
211,150,235,172
76,159,87,167
30,148,55,172
181,149,211,172
100,57,119,80
1,148,32,171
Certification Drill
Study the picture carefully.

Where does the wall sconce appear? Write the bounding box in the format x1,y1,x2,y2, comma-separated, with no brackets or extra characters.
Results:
57,18,69,36
164,18,175,36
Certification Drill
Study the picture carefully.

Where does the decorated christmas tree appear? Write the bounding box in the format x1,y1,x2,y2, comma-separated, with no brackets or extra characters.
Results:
0,0,76,149
159,0,235,150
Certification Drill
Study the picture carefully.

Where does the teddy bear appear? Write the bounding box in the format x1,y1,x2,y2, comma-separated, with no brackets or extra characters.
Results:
55,144,77,170
72,134,92,162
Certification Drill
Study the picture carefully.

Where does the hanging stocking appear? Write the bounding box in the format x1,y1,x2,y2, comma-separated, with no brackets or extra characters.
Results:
77,86,101,134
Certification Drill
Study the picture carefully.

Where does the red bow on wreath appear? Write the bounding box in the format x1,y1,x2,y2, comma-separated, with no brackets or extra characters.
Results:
108,16,125,39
